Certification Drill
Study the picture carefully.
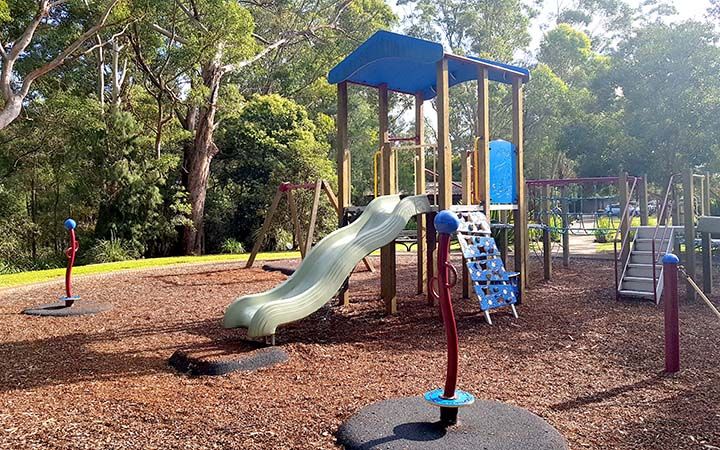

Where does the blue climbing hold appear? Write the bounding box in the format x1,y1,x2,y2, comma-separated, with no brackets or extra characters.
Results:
662,253,679,265
64,218,77,230
435,210,461,235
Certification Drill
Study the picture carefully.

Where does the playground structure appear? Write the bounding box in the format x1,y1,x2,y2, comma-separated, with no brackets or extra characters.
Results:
330,30,529,313
61,218,80,307
244,180,374,272
527,174,648,272
223,30,530,339
614,169,714,302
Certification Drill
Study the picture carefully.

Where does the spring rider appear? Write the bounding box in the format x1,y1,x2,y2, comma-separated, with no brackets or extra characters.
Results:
22,219,110,317
61,218,80,307
336,210,568,449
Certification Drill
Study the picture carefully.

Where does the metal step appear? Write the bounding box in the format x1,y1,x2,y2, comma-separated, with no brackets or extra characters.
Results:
618,289,655,299
621,279,654,291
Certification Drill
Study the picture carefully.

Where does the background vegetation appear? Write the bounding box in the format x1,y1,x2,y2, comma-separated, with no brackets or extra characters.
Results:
1,0,719,272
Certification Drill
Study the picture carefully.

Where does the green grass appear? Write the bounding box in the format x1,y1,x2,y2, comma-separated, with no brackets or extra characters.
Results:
0,251,300,289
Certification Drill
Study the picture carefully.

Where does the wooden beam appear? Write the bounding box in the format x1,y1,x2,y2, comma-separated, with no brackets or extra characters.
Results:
542,184,552,280
304,180,323,256
246,186,283,268
426,211,437,305
684,168,696,301
436,58,452,210
511,77,527,291
461,151,472,298
476,67,491,212
336,82,350,306
415,93,427,295
287,188,305,259
703,171,712,293
639,174,649,226
561,187,570,268
379,83,396,314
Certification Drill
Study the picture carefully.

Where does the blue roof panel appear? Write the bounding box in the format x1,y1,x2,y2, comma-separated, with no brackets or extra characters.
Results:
328,30,529,99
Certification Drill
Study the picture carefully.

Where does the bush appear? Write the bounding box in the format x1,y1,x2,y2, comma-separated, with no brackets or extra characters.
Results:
88,236,138,263
220,238,246,254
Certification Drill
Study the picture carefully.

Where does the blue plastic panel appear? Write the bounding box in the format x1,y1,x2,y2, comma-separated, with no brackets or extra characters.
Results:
489,140,518,205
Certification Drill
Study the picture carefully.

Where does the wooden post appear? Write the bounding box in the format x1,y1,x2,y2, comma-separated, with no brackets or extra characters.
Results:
663,253,680,373
542,184,552,279
499,211,509,265
561,187,570,268
287,188,305,259
683,168,696,301
436,58,452,210
426,211,437,305
511,78,527,292
336,82,351,306
476,67,491,212
246,186,284,268
461,151,472,299
672,184,681,257
304,180,323,256
703,172,712,293
639,175,649,226
415,93,427,295
379,84,397,314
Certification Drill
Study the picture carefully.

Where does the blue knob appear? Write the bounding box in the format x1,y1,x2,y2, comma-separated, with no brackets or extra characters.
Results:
662,253,679,265
64,218,77,230
434,210,460,235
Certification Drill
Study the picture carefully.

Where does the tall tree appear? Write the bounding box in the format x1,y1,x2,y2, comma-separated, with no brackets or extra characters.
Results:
131,0,391,254
0,0,125,128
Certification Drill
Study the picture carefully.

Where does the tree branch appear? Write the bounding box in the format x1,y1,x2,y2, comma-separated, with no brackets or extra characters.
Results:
150,23,190,45
20,0,122,98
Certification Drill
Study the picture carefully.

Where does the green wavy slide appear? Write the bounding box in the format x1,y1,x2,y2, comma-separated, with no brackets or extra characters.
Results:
223,194,433,338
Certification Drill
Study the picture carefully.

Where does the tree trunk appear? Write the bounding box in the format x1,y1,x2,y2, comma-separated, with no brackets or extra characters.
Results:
181,61,222,255
0,97,23,129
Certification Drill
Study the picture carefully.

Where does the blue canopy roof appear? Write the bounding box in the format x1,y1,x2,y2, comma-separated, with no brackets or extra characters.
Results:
328,31,530,100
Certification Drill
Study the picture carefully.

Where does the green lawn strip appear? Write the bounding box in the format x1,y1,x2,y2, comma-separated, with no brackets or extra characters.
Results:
0,251,300,289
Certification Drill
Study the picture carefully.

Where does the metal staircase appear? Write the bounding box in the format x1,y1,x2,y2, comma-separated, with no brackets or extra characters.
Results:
615,174,678,303
618,226,674,302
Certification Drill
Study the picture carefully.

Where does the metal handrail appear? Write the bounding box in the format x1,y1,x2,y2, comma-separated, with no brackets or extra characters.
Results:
650,173,679,302
613,176,639,298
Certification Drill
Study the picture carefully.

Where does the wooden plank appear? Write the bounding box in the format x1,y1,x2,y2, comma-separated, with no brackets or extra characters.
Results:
476,67,491,212
684,168,696,301
511,77,527,292
304,180,322,256
415,93,427,294
426,211,437,306
542,184,552,280
287,188,305,259
246,186,283,268
639,174,649,226
460,151,472,299
561,188,570,268
379,83,396,314
436,58,452,210
321,180,340,214
499,211,508,265
336,82,350,306
702,232,712,294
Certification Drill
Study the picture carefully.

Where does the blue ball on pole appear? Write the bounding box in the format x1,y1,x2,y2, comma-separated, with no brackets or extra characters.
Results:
662,253,679,265
64,218,77,230
434,210,461,235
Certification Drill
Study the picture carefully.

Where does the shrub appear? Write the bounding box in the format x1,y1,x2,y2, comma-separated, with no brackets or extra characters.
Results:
220,238,246,254
88,236,138,263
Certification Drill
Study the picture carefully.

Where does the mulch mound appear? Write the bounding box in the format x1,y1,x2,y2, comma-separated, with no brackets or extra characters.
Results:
1,256,719,449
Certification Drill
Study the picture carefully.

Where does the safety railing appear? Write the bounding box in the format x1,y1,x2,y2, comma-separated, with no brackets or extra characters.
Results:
373,144,437,198
650,173,679,302
613,176,639,298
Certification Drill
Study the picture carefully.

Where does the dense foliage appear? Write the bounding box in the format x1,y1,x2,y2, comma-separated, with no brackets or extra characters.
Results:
1,0,719,271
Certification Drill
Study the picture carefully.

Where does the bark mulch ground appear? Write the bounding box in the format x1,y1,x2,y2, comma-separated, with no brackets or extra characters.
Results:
1,256,719,449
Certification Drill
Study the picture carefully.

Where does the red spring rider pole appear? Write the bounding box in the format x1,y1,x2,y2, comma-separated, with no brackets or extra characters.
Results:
662,253,680,373
62,218,80,307
424,210,475,426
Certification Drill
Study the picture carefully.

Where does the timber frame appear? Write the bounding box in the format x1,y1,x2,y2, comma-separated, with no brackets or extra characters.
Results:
328,30,530,313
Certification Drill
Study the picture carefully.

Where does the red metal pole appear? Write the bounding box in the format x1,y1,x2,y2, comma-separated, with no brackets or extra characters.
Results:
437,231,458,398
63,218,79,306
662,253,680,373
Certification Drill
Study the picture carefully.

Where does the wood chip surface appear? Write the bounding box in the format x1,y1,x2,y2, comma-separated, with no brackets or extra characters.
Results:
1,256,719,449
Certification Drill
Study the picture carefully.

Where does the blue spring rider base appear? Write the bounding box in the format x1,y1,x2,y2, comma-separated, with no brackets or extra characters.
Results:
59,295,80,307
423,388,475,408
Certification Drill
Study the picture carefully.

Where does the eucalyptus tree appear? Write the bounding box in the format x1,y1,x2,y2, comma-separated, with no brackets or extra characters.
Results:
130,0,393,254
0,0,127,128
